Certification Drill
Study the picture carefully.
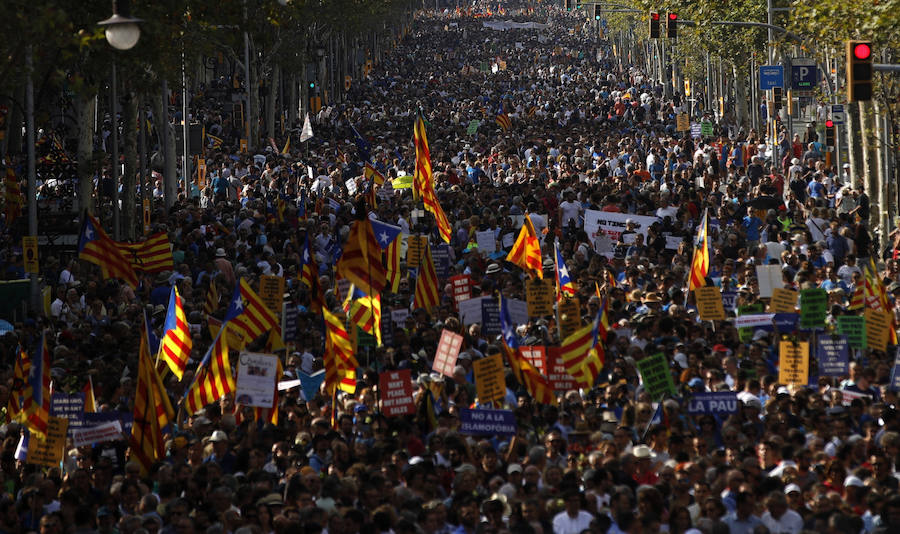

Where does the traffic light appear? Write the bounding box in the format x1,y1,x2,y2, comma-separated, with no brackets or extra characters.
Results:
649,12,660,38
772,87,783,111
846,40,873,102
825,120,835,147
309,81,316,90
593,4,601,20
667,12,677,39
564,0,572,11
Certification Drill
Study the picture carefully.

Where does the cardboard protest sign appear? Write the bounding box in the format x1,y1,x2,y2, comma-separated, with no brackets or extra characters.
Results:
557,297,581,339
837,316,866,349
72,421,123,448
50,392,85,437
694,287,726,320
686,392,739,415
865,308,892,352
475,230,496,254
778,341,810,385
799,288,827,330
26,417,68,468
459,408,516,436
473,353,505,404
258,275,285,314
433,329,463,377
584,210,658,241
235,352,278,408
526,278,555,317
406,236,427,266
756,265,783,298
816,336,850,377
769,288,799,313
520,346,547,375
546,347,577,392
379,369,415,417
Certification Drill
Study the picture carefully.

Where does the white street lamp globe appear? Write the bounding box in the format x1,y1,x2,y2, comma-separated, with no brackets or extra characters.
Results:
104,22,141,50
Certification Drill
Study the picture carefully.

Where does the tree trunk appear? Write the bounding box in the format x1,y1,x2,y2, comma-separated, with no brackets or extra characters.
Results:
289,72,298,126
152,81,178,210
76,92,96,217
266,64,279,141
250,57,260,148
846,99,861,188
732,64,748,129
4,86,25,156
860,101,879,233
122,88,137,240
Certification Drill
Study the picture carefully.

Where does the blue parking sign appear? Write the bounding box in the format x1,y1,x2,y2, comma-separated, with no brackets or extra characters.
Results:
759,65,783,90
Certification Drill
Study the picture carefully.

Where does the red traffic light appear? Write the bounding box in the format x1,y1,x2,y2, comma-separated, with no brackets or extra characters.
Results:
668,13,677,20
651,12,660,20
853,43,871,60
825,120,834,128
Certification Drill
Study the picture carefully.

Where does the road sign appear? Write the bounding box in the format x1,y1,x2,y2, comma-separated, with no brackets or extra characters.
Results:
831,104,845,125
791,58,818,92
759,65,784,90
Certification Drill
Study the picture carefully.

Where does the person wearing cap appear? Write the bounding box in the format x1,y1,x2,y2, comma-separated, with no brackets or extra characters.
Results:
204,430,237,474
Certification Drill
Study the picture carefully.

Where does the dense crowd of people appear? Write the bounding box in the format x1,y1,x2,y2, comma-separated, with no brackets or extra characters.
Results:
1,2,899,534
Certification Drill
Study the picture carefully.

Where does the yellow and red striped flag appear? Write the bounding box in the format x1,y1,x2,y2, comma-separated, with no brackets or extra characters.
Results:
78,215,139,288
115,232,175,273
336,218,387,298
350,290,382,346
83,376,97,413
7,347,28,423
323,309,358,394
158,286,192,380
385,235,404,293
184,329,234,415
413,113,452,243
849,278,865,310
559,317,604,389
500,295,556,405
131,316,175,475
4,167,23,224
688,209,710,291
414,242,440,312
204,281,219,316
507,216,543,279
223,278,279,350
364,161,385,185
18,336,50,438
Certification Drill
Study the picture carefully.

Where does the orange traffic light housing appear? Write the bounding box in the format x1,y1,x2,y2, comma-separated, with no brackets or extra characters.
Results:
846,41,873,102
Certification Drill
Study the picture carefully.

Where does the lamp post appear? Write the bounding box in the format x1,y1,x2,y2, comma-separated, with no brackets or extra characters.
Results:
98,0,141,240
315,44,326,102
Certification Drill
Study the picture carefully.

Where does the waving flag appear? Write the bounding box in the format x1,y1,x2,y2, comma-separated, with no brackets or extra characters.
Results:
688,209,710,291
19,336,50,438
4,167,23,224
224,279,279,350
299,112,314,143
184,329,234,415
206,133,224,149
349,122,372,162
348,288,382,346
559,305,605,390
337,218,387,297
299,235,323,311
495,101,512,131
385,236,404,293
413,113,452,243
500,295,556,405
131,314,175,475
364,162,385,185
555,243,575,300
414,242,440,312
204,281,219,316
158,286,192,380
323,309,358,394
7,347,28,423
507,216,543,279
83,376,97,413
370,218,402,249
78,215,139,288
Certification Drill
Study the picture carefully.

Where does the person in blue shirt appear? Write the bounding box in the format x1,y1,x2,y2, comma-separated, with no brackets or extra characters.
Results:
807,173,826,201
742,207,763,246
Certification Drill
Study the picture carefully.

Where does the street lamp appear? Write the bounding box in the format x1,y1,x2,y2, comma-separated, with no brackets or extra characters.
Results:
98,0,142,51
98,0,141,240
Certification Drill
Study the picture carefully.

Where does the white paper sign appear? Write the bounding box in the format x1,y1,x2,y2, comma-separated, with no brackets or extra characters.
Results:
734,314,776,329
236,352,278,408
391,308,410,326
507,298,529,326
72,421,123,448
345,178,358,195
459,296,487,325
501,232,516,249
476,230,497,253
584,210,658,242
755,264,783,298
666,236,684,250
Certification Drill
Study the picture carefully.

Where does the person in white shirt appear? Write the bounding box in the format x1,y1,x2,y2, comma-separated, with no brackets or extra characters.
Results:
760,491,804,534
552,491,595,534
558,190,582,229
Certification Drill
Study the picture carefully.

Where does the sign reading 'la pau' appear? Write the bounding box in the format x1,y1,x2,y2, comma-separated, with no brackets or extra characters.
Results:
686,392,740,415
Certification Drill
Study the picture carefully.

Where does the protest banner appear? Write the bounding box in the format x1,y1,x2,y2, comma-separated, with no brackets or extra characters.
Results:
434,330,463,377
459,408,517,436
431,244,452,279
526,278,555,317
379,369,415,417
546,347,577,392
865,308,892,352
778,341,810,385
83,412,133,436
837,316,867,349
258,275,285,314
26,417,68,468
636,353,677,401
686,392,739,415
391,308,410,326
481,299,501,336
72,421,123,448
520,346,547,375
756,265,783,298
769,288,799,313
282,304,299,342
799,288,827,330
449,275,472,307
836,388,873,405
816,335,850,377
473,353,505,404
236,352,278,408
773,313,800,334
50,392,85,437
557,297,581,339
694,287,726,320
584,210,658,241
721,290,738,313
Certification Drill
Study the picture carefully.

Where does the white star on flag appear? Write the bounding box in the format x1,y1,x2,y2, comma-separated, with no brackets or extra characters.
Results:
379,231,390,245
